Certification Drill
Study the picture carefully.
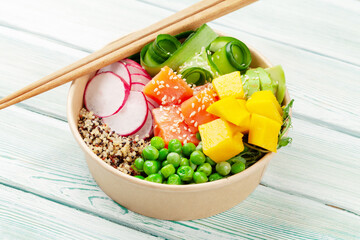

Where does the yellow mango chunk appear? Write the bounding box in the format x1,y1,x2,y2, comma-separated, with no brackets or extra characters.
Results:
212,71,244,99
251,90,283,115
199,119,244,163
246,91,283,124
206,97,250,133
248,114,281,152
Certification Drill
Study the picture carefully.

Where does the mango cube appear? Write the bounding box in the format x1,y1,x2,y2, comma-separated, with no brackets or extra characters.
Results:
199,119,244,163
212,71,244,99
246,90,283,124
206,97,250,133
248,114,281,152
251,90,283,115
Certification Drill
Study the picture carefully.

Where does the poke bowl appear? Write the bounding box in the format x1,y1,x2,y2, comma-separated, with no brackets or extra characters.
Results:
67,25,292,220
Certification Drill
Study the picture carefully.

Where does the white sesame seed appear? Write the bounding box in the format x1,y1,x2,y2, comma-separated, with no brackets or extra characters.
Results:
194,122,198,127
157,91,161,95
154,88,158,92
189,111,196,117
166,84,170,87
191,103,195,108
174,86,179,89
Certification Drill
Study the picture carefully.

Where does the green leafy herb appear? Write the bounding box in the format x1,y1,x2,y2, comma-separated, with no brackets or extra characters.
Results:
278,99,294,149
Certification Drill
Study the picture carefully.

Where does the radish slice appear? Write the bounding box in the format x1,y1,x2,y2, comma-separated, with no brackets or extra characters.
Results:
131,110,153,139
126,64,150,77
121,59,141,66
131,74,151,85
84,72,129,118
131,82,145,92
103,91,148,136
97,62,131,86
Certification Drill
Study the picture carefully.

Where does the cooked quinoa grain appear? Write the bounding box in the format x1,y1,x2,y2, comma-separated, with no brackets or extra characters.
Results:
78,108,149,175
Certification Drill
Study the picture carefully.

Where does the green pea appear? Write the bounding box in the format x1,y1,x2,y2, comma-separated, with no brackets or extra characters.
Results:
190,150,206,165
143,160,160,176
162,160,170,167
216,162,231,176
177,166,194,181
182,142,196,157
134,157,145,171
158,148,169,161
145,173,163,183
134,175,145,180
167,152,181,168
167,174,182,185
180,157,190,166
195,142,203,151
196,132,201,141
142,145,159,160
197,163,212,176
150,136,165,150
168,139,182,154
231,161,246,174
205,156,216,166
209,173,223,182
193,171,208,184
161,164,176,178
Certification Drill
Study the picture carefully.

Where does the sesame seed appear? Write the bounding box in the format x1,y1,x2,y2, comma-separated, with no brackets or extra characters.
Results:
174,86,179,89
192,103,195,108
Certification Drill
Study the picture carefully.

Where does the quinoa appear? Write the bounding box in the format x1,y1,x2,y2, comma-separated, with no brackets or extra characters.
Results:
77,108,149,175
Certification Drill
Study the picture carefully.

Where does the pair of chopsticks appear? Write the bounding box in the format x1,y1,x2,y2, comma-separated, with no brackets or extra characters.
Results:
0,0,257,110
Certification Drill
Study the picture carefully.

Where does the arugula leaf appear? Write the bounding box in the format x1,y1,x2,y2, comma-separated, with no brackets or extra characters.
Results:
278,99,294,149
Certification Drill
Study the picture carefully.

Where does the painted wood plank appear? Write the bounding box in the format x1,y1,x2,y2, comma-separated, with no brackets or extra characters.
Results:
0,185,158,240
0,12,359,136
0,26,87,119
0,106,359,239
0,0,358,66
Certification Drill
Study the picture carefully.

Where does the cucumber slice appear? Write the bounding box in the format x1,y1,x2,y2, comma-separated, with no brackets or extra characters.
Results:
265,65,286,105
242,69,260,98
256,67,277,95
140,24,218,76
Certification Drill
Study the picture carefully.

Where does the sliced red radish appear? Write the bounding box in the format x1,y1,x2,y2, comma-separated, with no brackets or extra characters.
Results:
131,110,153,139
131,82,145,92
121,59,141,66
103,91,148,136
131,74,151,86
126,64,150,77
84,72,129,118
97,62,131,86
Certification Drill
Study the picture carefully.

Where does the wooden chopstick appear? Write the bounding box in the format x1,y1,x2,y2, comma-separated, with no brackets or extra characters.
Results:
0,0,224,106
0,0,257,110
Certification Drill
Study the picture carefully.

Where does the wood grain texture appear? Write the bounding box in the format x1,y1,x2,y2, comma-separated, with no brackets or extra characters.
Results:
0,185,158,240
0,0,359,238
0,0,358,135
0,106,359,239
0,26,87,119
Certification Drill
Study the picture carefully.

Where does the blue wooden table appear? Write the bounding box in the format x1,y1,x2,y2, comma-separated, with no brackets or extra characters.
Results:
1,0,359,239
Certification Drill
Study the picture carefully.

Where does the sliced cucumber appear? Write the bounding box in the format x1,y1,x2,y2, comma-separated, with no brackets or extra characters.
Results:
242,69,260,98
140,24,218,76
265,65,286,105
256,67,277,95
